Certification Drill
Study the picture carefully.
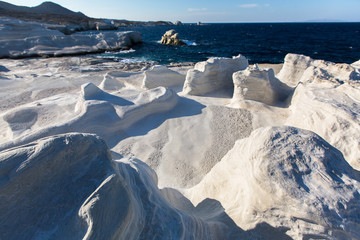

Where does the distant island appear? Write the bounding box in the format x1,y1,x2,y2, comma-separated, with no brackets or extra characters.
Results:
0,1,174,34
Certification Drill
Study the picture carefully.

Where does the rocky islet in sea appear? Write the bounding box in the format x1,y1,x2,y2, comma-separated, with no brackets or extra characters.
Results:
160,29,187,46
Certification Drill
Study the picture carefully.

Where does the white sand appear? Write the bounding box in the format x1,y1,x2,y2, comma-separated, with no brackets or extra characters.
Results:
0,52,359,239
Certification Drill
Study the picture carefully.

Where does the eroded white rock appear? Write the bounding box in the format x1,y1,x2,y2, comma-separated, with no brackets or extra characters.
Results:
0,133,245,240
183,55,249,95
232,65,292,105
286,82,360,170
142,65,185,89
0,17,142,58
187,126,360,239
277,53,360,87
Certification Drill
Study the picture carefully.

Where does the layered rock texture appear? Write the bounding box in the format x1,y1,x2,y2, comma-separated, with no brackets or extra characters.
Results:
187,126,360,239
0,51,359,239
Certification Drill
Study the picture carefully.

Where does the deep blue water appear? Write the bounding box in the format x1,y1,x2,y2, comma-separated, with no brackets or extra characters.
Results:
97,23,360,65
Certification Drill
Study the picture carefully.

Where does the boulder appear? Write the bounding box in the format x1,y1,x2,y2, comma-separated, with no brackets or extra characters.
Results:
160,29,186,46
183,55,249,95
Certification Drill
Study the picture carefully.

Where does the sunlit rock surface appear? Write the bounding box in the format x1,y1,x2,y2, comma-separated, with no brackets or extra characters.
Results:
0,51,359,239
0,17,142,58
183,55,249,95
187,126,360,239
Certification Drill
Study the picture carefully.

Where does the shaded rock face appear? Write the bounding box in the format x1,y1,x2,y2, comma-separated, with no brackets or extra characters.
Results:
0,133,248,240
0,133,115,239
161,29,186,46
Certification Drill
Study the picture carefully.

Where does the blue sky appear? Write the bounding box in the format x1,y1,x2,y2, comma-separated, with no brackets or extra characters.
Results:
4,0,360,23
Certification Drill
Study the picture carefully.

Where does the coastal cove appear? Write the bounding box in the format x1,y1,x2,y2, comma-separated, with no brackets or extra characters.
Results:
1,1,360,239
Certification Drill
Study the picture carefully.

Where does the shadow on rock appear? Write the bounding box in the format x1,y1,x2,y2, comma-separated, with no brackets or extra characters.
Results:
161,187,293,240
110,96,206,146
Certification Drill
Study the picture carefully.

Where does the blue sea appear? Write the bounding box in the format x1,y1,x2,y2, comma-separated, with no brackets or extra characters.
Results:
97,23,360,65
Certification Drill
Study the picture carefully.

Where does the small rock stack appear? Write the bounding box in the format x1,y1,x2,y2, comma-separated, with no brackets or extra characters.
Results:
160,29,186,46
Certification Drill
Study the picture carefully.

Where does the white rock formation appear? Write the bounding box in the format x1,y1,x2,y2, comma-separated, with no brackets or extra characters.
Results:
99,71,129,91
0,51,360,239
0,17,142,58
187,126,360,239
286,81,360,170
114,104,253,189
275,54,360,170
352,60,360,70
183,55,249,95
142,65,186,89
277,53,360,87
0,133,242,239
0,83,178,150
0,133,116,239
232,65,292,105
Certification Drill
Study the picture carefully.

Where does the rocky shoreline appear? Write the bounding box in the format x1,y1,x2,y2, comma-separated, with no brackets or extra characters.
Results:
0,17,142,58
1,1,360,239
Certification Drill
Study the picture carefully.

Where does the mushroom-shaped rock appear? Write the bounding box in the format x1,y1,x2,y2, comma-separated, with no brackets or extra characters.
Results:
160,29,186,46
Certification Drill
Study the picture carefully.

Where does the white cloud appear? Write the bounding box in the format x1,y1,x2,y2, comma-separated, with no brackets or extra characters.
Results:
187,8,208,12
238,4,259,8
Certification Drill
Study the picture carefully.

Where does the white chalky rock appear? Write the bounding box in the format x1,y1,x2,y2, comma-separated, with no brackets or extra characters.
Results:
232,65,292,105
0,17,142,58
183,55,249,95
277,53,360,87
187,126,360,239
142,65,185,89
